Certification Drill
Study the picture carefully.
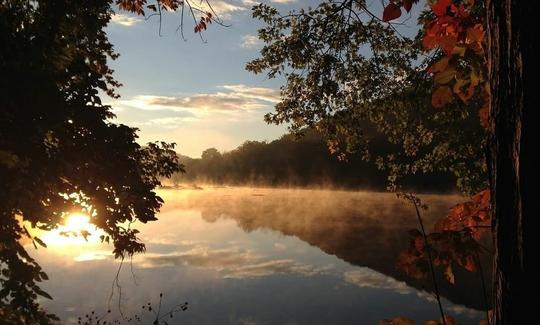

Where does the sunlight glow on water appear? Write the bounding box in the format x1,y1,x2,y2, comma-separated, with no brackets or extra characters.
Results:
28,188,484,324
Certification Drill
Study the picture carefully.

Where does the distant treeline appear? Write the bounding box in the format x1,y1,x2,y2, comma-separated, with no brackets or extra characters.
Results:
171,130,455,192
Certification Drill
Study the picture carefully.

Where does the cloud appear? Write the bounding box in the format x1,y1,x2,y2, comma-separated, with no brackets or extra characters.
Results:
110,13,141,27
111,106,195,128
118,85,279,114
241,35,263,48
190,0,249,19
268,0,298,3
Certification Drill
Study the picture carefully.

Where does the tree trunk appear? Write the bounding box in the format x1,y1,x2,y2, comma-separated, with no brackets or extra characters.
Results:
486,1,539,323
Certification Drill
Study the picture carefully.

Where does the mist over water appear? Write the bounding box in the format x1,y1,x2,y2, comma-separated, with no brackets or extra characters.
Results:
31,187,486,324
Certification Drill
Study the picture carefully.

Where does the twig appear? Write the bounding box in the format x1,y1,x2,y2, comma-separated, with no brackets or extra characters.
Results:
405,193,447,325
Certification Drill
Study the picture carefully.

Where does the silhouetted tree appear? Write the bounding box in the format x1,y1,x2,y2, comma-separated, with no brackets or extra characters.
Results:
486,1,538,323
1,1,182,322
246,0,537,323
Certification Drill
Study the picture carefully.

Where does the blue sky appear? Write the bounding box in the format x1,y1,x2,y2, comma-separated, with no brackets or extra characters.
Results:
106,0,298,157
106,0,421,157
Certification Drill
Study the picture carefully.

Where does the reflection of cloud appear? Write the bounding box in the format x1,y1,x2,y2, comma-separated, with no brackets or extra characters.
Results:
143,247,256,269
241,35,262,48
138,246,329,279
110,13,141,27
225,259,326,279
344,269,412,294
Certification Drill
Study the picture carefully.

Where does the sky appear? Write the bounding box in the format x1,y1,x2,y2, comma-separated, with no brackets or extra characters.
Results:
105,0,299,158
105,0,420,158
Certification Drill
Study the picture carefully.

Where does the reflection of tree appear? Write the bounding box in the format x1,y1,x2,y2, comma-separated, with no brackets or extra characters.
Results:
188,189,492,309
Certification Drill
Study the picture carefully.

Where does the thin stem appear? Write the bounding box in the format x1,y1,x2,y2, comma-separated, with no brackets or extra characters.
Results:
411,197,447,325
475,252,491,325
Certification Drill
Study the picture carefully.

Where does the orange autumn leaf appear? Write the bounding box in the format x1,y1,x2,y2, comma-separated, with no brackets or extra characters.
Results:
444,265,455,284
432,0,452,16
479,103,489,129
428,57,450,73
434,68,456,84
431,86,453,108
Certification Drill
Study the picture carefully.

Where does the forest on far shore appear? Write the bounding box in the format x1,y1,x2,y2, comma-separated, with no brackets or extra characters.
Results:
170,129,455,192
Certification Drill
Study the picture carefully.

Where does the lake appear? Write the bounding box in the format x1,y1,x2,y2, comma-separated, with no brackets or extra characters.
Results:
30,187,487,324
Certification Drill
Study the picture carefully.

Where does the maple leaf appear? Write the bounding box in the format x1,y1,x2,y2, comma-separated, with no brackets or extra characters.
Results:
432,0,452,16
434,68,456,84
383,3,402,22
431,86,453,108
428,57,450,73
444,265,455,284
403,0,413,13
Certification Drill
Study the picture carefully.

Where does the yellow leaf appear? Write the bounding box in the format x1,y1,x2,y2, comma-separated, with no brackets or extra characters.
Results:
470,69,480,87
451,46,466,56
434,68,456,84
444,265,455,284
429,57,449,73
432,86,453,108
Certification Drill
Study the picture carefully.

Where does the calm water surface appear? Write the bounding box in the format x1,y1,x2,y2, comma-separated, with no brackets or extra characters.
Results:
31,187,486,324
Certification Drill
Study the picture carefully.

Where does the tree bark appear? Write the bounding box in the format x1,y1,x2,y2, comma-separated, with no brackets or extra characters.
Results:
486,1,539,323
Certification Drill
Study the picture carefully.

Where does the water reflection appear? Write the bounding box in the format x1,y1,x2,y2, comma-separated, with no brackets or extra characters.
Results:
31,187,485,324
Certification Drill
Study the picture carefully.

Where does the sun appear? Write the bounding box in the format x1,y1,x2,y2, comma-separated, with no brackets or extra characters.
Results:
63,213,92,233
37,212,103,247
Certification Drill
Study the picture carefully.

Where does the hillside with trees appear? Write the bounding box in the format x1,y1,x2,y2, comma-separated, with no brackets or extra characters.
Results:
171,129,455,192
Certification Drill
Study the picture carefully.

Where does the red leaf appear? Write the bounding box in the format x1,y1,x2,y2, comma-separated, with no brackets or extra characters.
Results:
403,0,413,13
432,0,452,17
383,3,402,22
431,86,453,108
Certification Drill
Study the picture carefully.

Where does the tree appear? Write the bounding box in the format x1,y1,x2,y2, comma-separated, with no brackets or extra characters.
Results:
0,1,183,322
486,1,538,323
247,0,537,323
247,0,486,196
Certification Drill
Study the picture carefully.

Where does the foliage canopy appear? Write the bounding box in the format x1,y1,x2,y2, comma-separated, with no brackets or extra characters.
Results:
0,1,182,321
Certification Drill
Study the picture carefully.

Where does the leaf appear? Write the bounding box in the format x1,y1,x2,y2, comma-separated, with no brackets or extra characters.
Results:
451,46,466,56
444,265,455,284
442,315,456,325
479,103,489,129
428,57,449,73
380,317,414,325
34,237,47,248
383,3,402,22
431,86,453,108
432,0,452,16
35,288,53,299
463,255,477,272
434,68,456,84
467,24,484,43
403,0,413,13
